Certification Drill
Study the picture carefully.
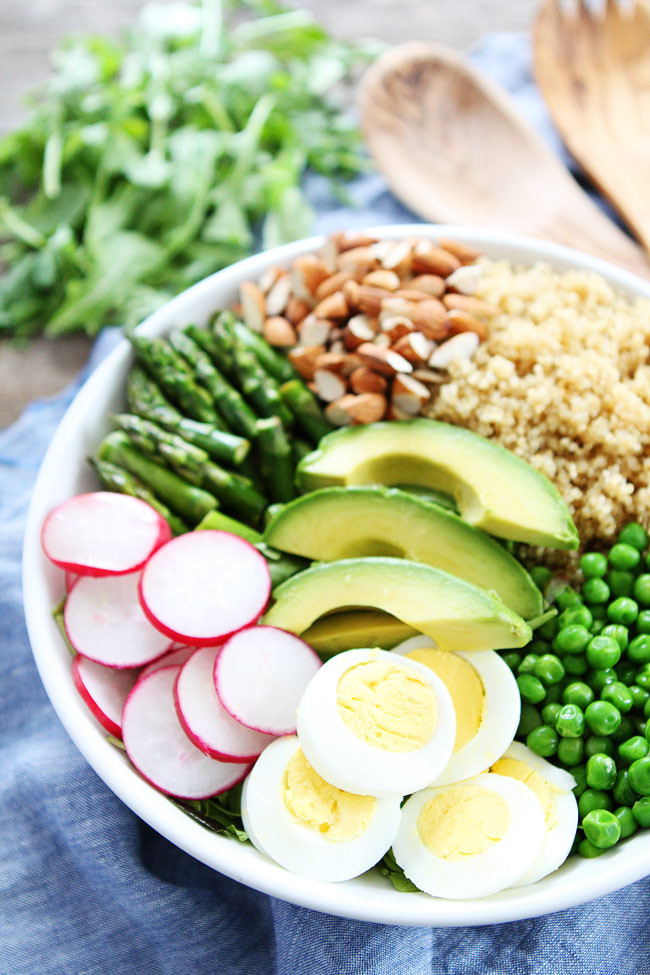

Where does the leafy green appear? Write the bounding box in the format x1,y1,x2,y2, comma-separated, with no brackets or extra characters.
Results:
0,0,378,340
379,849,420,893
173,782,248,841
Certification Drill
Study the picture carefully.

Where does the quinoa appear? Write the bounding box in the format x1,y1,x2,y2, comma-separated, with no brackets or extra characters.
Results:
425,259,650,554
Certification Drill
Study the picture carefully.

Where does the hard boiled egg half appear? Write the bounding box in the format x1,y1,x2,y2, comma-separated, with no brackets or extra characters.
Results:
296,647,456,797
391,636,520,785
241,735,402,882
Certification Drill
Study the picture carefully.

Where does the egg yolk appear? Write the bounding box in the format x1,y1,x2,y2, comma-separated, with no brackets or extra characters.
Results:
417,784,510,860
490,757,557,829
336,659,437,752
283,747,376,841
405,647,485,752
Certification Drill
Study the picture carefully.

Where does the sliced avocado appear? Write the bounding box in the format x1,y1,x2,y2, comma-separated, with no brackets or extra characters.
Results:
295,419,578,550
302,609,419,656
264,486,543,620
263,557,532,651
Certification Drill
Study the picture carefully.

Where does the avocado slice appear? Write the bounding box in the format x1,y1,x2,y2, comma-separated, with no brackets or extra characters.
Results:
302,609,419,656
263,557,532,651
264,486,543,620
296,419,578,550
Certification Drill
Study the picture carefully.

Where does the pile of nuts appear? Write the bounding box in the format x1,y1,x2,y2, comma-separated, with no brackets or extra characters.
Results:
236,232,498,425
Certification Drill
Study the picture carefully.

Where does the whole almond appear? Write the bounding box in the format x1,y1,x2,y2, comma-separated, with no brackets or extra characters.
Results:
442,294,499,318
313,291,348,320
380,316,413,343
378,239,413,274
288,345,326,381
356,343,414,376
285,295,313,326
410,274,445,297
446,309,487,341
349,366,388,395
394,288,437,303
362,269,401,291
314,271,354,303
291,256,333,299
326,392,387,425
411,299,450,340
335,246,380,274
332,231,380,253
437,237,483,264
239,281,266,333
263,316,296,347
411,242,461,277
343,281,386,318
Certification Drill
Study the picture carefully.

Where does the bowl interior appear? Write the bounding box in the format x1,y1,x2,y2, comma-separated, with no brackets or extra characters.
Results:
22,224,650,926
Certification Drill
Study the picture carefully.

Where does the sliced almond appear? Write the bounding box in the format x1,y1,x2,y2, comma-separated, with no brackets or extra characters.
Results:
411,241,461,277
446,309,487,341
314,272,354,303
263,316,296,347
356,343,413,376
329,339,345,354
265,272,291,317
392,374,431,415
380,316,413,343
298,315,333,347
394,288,437,303
445,264,484,296
362,269,401,291
380,296,417,318
285,295,313,326
326,392,387,425
343,314,377,350
443,293,499,318
372,332,391,349
288,345,326,381
386,402,414,421
412,367,448,385
349,366,388,395
410,274,445,297
333,231,380,253
379,239,413,273
312,291,348,320
335,246,380,274
429,331,481,369
239,281,266,334
313,351,350,375
258,265,285,294
314,369,348,403
410,299,450,341
437,237,483,264
291,256,332,299
392,331,434,364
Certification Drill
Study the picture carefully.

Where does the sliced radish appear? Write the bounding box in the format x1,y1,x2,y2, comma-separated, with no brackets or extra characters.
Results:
72,655,139,738
65,571,80,593
64,571,173,668
122,665,250,799
139,531,271,646
139,645,197,681
174,646,275,762
41,492,171,577
215,626,322,735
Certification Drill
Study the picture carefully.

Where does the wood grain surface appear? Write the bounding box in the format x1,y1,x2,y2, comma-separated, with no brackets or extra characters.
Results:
0,0,539,428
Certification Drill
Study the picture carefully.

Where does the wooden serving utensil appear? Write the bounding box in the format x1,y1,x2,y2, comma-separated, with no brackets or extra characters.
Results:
533,0,650,256
358,41,650,279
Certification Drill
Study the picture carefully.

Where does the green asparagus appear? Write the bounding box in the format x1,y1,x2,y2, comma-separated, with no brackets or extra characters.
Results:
232,319,297,384
89,455,188,536
279,378,333,444
255,417,296,504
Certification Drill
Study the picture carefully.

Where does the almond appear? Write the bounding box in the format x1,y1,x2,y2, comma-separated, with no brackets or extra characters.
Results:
392,331,434,364
314,369,348,403
314,271,354,303
442,293,499,318
380,315,413,343
335,246,380,274
265,272,291,317
291,256,332,299
410,299,450,341
239,281,266,333
343,315,377,350
342,281,388,318
394,288,437,303
349,366,388,395
258,265,285,293
445,264,483,296
429,331,481,368
356,343,414,376
288,345,325,381
437,237,483,264
362,269,401,291
391,374,431,415
298,315,333,347
285,295,313,326
312,291,348,320
411,241,461,277
336,231,380,252
263,316,296,347
410,274,445,297
386,402,414,421
412,367,448,384
326,392,387,425
325,396,356,426
378,239,413,274
446,309,487,341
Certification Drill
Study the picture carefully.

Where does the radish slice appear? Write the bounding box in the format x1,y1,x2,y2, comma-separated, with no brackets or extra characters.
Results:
64,572,173,668
72,655,139,738
65,571,80,593
215,626,322,735
139,645,197,681
139,531,271,646
41,492,171,577
122,665,250,799
174,647,275,762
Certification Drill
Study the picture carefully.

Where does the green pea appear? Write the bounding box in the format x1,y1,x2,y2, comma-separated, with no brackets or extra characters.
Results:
633,575,650,607
527,724,559,758
556,704,585,738
579,788,613,818
609,543,641,571
618,736,650,765
585,700,622,736
582,578,610,605
542,682,564,704
586,635,621,670
628,757,650,795
534,654,566,686
614,805,638,839
586,753,617,790
601,624,629,651
582,809,621,849
601,682,634,713
578,838,605,858
632,796,650,827
618,522,648,551
528,639,551,655
591,605,609,621
607,597,639,625
636,665,650,691
559,606,593,629
517,703,543,737
502,652,522,672
589,668,618,692
646,719,650,742
612,769,639,807
530,566,552,590
538,617,559,641
606,570,634,599
554,625,591,655
644,697,650,720
590,621,606,636
612,715,636,744
542,702,562,726
556,588,582,611
517,653,540,675
586,735,615,759
564,654,589,676
563,682,595,710
517,674,546,705
629,685,650,712
572,765,588,797
581,551,608,578
617,662,638,687
557,736,585,767
627,635,650,665
636,610,650,634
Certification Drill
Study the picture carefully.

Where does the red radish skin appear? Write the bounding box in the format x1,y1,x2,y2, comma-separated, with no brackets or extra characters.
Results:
64,571,173,668
174,647,275,762
138,531,271,646
41,491,171,577
215,626,322,736
65,571,80,593
72,655,140,738
122,665,250,799
139,645,197,681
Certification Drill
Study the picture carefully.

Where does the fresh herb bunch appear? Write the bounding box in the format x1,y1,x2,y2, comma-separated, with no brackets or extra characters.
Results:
0,0,376,340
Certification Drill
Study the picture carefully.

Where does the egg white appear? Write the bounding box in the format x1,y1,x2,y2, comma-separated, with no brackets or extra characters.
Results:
494,741,578,887
392,772,546,899
296,647,456,798
391,636,520,786
241,735,402,882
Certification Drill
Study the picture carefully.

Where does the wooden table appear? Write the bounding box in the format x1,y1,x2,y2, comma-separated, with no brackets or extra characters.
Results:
0,0,539,428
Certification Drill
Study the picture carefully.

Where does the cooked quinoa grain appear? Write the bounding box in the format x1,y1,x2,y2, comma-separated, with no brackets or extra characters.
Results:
426,260,650,549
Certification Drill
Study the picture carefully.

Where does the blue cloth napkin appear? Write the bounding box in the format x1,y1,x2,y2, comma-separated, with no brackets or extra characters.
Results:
2,34,649,975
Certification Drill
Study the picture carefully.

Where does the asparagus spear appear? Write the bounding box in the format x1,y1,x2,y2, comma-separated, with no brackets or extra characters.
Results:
292,437,314,465
232,319,297,384
126,367,250,466
126,331,221,425
89,455,189,536
185,323,236,380
98,431,219,524
172,329,259,440
196,510,307,587
279,378,333,445
254,416,296,503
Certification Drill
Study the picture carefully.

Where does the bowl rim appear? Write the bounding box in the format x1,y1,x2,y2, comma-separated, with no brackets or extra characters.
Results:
22,223,650,927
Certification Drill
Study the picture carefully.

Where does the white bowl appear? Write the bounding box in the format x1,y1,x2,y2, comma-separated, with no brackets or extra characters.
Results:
23,225,650,926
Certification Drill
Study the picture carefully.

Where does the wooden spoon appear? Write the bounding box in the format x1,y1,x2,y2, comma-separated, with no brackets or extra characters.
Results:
358,41,650,279
534,0,650,254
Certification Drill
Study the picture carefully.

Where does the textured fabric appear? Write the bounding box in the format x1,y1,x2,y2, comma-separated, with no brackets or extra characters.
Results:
2,34,649,975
